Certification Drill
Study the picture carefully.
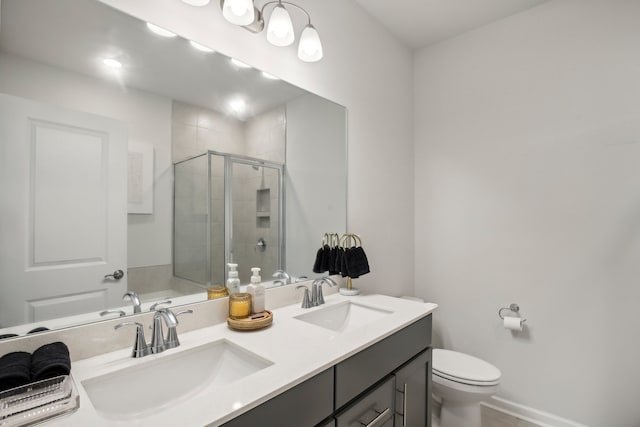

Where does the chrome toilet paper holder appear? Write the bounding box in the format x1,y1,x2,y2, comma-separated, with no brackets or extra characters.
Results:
498,303,527,322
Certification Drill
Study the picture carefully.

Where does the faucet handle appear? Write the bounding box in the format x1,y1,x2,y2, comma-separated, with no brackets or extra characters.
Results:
150,300,172,311
165,310,193,350
115,322,151,358
296,285,312,309
100,309,126,318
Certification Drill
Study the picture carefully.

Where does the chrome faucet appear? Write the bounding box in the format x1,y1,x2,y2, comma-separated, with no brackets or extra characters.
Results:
150,308,193,354
122,291,142,314
312,277,337,306
272,270,292,284
114,322,151,358
296,285,312,308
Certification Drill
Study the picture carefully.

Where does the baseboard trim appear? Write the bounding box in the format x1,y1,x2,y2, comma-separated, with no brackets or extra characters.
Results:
481,396,589,427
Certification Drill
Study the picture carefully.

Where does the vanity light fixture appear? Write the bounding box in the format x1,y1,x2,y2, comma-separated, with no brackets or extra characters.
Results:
219,0,323,62
189,40,215,52
146,22,177,38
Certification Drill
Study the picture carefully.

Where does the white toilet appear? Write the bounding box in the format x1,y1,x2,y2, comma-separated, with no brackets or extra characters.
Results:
432,349,501,427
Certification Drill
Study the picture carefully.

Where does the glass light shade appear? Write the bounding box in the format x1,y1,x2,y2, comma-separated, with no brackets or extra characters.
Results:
222,0,255,26
267,5,294,47
146,22,177,37
298,25,323,62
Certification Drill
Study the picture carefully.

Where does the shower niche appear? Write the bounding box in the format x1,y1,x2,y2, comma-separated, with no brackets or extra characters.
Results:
174,151,283,286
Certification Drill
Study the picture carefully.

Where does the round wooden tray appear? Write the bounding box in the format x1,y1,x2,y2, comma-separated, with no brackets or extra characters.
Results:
227,310,273,331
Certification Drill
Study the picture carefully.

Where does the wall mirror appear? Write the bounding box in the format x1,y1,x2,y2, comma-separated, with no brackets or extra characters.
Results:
0,0,347,336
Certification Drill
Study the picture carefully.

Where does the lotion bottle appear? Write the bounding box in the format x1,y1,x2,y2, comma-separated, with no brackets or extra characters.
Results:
246,267,265,313
226,263,240,295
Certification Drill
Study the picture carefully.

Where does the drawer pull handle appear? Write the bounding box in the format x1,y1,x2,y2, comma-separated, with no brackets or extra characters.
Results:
359,407,391,427
402,383,408,426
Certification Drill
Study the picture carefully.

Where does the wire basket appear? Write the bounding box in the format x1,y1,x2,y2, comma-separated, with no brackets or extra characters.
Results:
0,375,79,426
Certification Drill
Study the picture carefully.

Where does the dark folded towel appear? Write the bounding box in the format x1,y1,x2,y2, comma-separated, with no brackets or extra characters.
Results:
340,247,350,277
0,334,18,341
312,246,324,273
31,342,71,382
0,352,31,392
27,327,49,334
344,246,370,278
335,247,345,275
320,244,331,272
328,246,339,275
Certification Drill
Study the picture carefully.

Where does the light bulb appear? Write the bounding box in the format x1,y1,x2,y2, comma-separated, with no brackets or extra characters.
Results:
267,5,294,47
222,0,255,26
298,25,323,62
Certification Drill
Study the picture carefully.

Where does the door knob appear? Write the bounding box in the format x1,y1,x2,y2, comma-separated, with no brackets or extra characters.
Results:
104,269,124,280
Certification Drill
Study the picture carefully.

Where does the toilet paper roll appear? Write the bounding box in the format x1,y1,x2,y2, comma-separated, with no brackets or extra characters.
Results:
503,316,524,331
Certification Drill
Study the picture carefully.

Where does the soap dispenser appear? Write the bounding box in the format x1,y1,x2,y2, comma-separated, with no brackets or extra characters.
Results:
226,263,240,295
247,267,265,313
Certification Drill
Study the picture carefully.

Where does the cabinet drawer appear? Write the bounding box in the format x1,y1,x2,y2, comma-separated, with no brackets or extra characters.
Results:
221,368,333,427
335,315,431,409
336,376,394,427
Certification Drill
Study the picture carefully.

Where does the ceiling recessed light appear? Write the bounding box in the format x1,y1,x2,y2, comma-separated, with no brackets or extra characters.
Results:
146,22,177,38
229,97,246,114
189,40,214,53
230,58,251,69
261,71,279,80
181,0,211,5
102,58,123,69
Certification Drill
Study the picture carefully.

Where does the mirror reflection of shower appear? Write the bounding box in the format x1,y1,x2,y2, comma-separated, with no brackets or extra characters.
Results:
174,151,283,286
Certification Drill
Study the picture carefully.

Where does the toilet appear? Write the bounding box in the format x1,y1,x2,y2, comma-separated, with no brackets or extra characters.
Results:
432,349,501,427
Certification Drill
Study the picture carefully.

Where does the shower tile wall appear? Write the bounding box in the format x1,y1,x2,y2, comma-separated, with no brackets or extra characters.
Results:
172,101,285,285
171,101,245,163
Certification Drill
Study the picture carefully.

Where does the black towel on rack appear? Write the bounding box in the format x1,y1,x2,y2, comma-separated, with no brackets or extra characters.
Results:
0,351,31,392
31,342,71,382
328,246,339,275
344,246,370,278
320,244,331,272
340,247,350,277
334,247,345,276
312,246,324,273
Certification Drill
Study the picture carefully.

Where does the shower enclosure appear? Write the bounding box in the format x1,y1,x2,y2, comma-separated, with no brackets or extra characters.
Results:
173,151,283,285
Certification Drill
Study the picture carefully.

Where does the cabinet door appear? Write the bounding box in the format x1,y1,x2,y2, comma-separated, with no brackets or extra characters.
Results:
394,349,431,427
221,368,333,427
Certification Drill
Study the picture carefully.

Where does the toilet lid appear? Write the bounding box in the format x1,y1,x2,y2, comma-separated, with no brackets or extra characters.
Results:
433,349,501,386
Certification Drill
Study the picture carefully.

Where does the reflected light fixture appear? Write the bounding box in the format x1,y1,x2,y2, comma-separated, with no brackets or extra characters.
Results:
146,22,177,37
261,71,279,80
219,0,323,62
102,58,123,69
181,0,211,5
189,40,215,52
230,58,252,68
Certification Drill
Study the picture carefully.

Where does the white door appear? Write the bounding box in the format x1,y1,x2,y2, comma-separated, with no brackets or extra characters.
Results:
0,94,128,328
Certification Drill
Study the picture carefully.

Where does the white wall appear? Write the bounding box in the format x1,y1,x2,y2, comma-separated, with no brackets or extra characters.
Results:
286,94,347,278
414,1,640,425
99,0,415,296
0,53,173,268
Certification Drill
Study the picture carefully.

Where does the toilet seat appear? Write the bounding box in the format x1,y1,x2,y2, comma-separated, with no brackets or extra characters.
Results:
433,349,501,386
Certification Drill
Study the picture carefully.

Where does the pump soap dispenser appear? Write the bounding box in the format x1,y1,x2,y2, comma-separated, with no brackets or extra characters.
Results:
226,263,240,295
247,267,265,312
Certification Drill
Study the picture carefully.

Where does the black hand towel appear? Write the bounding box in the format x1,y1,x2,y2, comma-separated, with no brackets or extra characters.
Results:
328,246,339,275
334,247,344,275
344,246,370,278
320,244,331,272
312,246,324,273
340,247,350,277
0,351,31,392
31,342,71,382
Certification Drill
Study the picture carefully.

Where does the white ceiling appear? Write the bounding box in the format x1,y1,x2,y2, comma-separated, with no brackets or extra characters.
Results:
353,0,548,49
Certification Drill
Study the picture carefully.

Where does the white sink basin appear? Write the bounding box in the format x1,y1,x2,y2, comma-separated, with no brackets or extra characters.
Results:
82,339,272,420
294,301,393,333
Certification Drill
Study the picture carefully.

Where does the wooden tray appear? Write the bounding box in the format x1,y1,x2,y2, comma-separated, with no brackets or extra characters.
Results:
227,310,273,331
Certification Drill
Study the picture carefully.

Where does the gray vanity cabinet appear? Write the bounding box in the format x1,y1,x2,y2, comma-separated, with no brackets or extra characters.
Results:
221,315,432,427
394,349,431,427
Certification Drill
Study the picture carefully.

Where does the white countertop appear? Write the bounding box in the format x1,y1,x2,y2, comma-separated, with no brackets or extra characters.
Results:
45,293,437,427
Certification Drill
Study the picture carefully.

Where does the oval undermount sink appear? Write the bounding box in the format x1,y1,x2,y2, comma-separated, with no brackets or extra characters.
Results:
82,339,272,420
294,301,393,333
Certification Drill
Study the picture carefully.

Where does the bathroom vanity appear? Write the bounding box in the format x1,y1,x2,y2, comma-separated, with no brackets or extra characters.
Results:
21,294,436,427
